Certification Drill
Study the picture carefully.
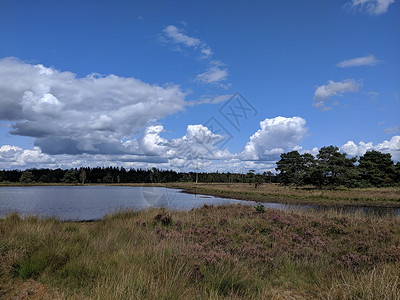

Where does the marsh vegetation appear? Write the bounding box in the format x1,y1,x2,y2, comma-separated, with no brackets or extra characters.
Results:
174,182,400,208
1,205,399,299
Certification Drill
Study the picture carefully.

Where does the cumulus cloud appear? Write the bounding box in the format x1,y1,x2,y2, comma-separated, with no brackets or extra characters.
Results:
138,125,168,155
241,117,308,160
162,25,213,58
2,116,309,170
340,141,374,157
336,55,380,68
340,136,400,160
3,115,399,172
0,145,55,169
313,79,361,111
0,123,230,170
0,57,186,155
168,124,228,160
346,0,396,15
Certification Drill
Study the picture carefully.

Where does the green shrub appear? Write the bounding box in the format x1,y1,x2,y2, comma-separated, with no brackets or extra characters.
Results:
254,203,265,213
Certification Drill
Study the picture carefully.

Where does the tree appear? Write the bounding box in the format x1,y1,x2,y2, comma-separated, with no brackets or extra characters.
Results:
358,150,395,187
276,151,302,185
263,171,275,183
102,173,113,183
254,174,264,188
180,173,193,182
38,174,50,183
246,170,255,184
276,151,315,186
150,167,160,183
62,170,78,183
19,171,34,183
311,146,357,188
395,162,400,184
79,169,87,184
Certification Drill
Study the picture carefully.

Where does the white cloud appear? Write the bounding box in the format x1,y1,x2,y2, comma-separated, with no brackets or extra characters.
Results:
340,141,374,157
336,55,380,68
187,94,232,106
314,79,360,100
375,136,400,160
0,123,229,170
161,25,229,85
346,0,396,15
195,66,228,84
384,126,400,133
162,25,213,58
313,79,361,111
0,57,186,155
161,24,232,87
340,136,400,160
241,116,308,160
0,145,55,169
3,115,399,172
200,47,213,58
139,125,168,155
168,124,226,159
163,25,201,47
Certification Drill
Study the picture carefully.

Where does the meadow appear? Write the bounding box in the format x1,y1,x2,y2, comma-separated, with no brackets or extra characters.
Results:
1,203,400,299
169,183,400,208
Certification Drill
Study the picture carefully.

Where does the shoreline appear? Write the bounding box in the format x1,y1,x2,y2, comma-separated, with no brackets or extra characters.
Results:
168,183,400,209
2,182,400,208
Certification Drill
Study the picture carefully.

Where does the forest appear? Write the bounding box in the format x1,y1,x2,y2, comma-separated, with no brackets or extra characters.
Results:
1,146,399,188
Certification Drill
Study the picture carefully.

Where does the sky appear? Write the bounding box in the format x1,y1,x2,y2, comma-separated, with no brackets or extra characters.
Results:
0,0,399,173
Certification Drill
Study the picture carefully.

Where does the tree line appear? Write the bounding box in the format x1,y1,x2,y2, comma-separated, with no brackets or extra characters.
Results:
0,166,277,185
0,146,399,188
276,146,400,188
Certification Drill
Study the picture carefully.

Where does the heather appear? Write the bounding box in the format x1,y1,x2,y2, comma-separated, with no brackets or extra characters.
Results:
1,205,400,299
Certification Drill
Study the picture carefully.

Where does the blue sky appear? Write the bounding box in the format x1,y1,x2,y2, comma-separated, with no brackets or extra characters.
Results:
0,0,399,172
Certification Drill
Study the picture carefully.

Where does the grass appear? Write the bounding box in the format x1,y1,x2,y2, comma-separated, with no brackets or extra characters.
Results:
1,205,400,299
168,182,400,207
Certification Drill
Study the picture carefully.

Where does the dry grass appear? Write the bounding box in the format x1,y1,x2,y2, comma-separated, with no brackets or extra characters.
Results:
1,206,400,299
169,182,400,207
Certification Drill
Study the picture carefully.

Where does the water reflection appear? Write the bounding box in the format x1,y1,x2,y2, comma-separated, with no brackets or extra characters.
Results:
0,186,399,221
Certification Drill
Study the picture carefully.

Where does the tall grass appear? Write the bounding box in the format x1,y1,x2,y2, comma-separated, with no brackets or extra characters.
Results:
1,205,400,299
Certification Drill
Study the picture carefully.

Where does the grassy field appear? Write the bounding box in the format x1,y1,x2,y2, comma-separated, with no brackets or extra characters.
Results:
1,205,400,299
168,182,400,208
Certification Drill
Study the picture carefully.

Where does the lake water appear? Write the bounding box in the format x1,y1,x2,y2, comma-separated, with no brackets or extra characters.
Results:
0,186,284,221
0,186,399,221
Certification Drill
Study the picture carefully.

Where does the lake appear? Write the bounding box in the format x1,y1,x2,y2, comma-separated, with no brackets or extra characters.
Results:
0,186,399,221
0,185,286,221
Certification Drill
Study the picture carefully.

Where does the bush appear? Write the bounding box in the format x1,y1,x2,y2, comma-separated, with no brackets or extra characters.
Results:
254,203,265,213
154,211,172,226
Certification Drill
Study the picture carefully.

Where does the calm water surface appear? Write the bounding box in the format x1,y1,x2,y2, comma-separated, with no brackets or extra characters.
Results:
0,186,278,221
0,186,399,221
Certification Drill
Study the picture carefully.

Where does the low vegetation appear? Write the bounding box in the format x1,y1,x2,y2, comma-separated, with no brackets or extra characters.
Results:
173,182,400,207
1,205,400,299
